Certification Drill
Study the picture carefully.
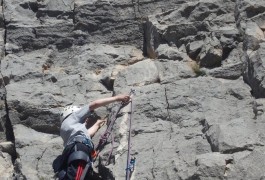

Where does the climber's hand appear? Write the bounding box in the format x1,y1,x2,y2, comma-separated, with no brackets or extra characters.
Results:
115,94,131,103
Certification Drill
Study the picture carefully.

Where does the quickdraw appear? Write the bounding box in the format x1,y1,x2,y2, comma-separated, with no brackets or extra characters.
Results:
126,157,136,179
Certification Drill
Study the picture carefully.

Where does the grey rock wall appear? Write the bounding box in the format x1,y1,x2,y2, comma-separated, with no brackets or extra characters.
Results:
0,0,265,179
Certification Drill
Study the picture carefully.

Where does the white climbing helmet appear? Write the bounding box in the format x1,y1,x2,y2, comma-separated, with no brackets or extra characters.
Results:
60,105,81,123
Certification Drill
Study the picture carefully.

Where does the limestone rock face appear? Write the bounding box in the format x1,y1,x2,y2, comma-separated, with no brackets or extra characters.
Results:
0,151,13,179
14,124,63,179
0,0,265,179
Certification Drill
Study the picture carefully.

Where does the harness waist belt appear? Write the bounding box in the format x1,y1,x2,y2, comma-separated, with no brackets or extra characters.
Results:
68,136,94,149
67,151,91,165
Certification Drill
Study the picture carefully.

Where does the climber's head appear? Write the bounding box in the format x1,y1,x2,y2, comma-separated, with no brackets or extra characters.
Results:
60,105,81,123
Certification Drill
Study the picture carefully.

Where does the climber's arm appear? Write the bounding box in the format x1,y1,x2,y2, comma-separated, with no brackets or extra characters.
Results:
89,94,130,111
87,118,106,137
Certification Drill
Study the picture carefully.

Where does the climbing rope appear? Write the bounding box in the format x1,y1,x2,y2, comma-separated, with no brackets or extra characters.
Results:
125,95,136,180
94,89,136,165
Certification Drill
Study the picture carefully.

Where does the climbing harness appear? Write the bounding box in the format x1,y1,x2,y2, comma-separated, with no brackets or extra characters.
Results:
126,95,136,180
55,136,94,180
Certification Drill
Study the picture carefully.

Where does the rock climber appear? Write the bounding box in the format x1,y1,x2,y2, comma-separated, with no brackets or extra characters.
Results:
54,94,131,179
60,94,131,147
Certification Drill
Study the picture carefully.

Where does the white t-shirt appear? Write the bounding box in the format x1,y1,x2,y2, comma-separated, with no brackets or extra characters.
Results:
60,105,91,147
